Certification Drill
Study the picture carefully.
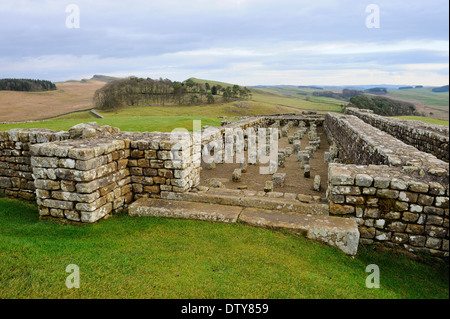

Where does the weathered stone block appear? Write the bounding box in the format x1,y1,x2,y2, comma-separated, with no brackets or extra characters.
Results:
405,224,424,235
272,173,286,187
264,181,273,193
68,148,95,161
329,165,354,186
426,237,442,250
417,194,434,206
330,203,354,215
34,179,60,191
402,212,419,222
423,206,444,216
355,174,373,187
313,175,321,192
42,199,74,210
409,235,426,247
391,233,409,244
374,177,390,188
394,201,409,212
232,169,242,182
386,221,406,232
364,208,379,218
408,181,429,193
375,230,391,241
435,196,449,208
31,157,59,168
398,191,418,203
376,189,399,199
425,225,447,238
359,226,376,239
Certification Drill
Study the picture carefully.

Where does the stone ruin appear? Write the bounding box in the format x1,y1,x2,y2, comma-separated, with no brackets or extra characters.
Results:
0,110,448,258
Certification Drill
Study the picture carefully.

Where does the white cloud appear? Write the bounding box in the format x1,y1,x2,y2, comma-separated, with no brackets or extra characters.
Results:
0,0,448,85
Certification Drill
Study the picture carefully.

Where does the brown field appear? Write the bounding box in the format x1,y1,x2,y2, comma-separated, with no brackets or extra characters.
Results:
0,80,105,122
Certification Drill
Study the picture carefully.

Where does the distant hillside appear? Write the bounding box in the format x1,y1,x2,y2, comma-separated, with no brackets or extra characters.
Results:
432,85,449,93
364,87,387,95
91,75,121,82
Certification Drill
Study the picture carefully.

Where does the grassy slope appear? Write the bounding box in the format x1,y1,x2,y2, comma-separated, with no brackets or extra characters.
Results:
386,87,449,108
251,87,343,112
384,87,449,121
0,197,448,299
0,80,105,122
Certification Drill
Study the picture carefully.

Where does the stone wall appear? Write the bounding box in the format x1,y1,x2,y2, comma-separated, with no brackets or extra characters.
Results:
31,137,132,223
324,113,448,186
127,131,201,200
328,163,449,257
0,129,70,200
345,107,449,162
325,113,449,257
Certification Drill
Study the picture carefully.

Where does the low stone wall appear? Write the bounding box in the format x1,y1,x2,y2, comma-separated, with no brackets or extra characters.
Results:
324,113,448,186
0,129,70,200
345,107,449,162
127,131,201,200
325,112,449,257
328,163,449,257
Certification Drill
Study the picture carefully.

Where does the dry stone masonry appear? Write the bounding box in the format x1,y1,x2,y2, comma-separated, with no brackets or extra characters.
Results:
325,112,448,257
1,129,70,200
345,107,449,162
1,111,448,258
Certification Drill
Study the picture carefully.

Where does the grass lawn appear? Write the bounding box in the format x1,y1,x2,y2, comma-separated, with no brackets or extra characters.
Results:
0,197,448,299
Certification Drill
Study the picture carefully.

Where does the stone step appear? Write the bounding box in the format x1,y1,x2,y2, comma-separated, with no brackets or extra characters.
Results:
129,198,242,223
128,198,359,255
160,190,329,216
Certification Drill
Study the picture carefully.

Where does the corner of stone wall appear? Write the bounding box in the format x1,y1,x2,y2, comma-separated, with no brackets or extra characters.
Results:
31,137,132,223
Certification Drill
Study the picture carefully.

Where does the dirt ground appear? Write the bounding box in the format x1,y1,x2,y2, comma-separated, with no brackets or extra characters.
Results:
0,80,105,122
200,126,330,197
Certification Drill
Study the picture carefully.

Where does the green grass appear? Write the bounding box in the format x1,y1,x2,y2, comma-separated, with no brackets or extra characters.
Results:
393,116,449,126
251,88,343,112
0,114,226,133
0,197,448,299
386,88,449,108
0,99,309,132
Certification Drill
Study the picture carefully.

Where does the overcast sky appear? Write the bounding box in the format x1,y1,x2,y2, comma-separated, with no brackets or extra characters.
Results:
0,0,448,86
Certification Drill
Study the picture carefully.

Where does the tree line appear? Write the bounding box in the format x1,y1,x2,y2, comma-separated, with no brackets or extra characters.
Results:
0,78,56,92
312,88,363,100
93,77,252,110
348,95,417,116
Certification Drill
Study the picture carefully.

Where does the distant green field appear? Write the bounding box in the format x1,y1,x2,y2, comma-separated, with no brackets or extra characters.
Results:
387,87,449,108
251,87,343,112
393,116,449,126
